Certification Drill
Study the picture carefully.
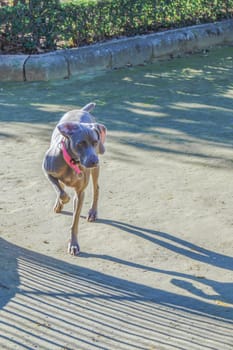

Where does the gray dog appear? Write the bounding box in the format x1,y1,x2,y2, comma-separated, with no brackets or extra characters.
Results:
43,102,106,255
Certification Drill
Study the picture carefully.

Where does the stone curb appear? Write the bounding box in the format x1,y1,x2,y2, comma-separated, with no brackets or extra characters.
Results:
0,19,233,82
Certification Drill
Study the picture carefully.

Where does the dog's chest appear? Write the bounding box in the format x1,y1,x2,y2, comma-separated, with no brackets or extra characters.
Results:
60,168,90,189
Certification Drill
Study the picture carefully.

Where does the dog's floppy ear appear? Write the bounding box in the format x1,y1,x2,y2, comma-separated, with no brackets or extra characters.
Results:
95,123,106,154
57,122,80,138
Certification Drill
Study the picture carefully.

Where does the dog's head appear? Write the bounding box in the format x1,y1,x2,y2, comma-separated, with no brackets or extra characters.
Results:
57,121,106,168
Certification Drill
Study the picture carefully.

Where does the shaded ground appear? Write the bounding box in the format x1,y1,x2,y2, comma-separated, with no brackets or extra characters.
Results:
0,46,233,349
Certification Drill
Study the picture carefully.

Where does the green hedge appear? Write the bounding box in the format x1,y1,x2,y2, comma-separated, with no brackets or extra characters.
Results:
0,0,233,54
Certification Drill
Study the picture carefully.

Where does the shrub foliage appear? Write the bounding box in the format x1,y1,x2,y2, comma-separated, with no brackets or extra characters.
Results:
0,0,233,54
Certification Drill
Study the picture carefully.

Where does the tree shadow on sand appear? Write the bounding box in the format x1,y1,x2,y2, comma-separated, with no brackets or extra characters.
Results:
0,235,232,349
0,47,233,150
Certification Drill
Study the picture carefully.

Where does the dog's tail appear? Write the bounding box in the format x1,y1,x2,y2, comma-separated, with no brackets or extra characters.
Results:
81,102,96,113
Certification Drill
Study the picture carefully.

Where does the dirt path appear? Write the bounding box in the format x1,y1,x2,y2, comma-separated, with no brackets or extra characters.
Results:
0,46,233,349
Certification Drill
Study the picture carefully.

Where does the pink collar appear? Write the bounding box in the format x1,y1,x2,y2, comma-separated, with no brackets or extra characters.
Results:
61,140,81,175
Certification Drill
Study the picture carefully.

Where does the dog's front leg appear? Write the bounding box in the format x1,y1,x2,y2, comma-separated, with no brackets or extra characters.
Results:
68,190,84,255
88,166,100,222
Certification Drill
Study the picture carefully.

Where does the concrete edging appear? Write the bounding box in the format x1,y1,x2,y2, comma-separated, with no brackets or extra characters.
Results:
0,19,233,82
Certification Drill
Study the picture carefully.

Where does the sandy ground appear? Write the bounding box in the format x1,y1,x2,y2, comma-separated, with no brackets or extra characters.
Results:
0,46,233,350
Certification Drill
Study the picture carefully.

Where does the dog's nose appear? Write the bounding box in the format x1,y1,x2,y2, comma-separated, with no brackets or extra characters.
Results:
86,155,99,168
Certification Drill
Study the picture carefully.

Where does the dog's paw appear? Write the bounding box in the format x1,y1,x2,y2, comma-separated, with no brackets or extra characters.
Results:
68,241,80,256
54,201,63,213
61,193,70,204
87,209,97,222
54,193,70,213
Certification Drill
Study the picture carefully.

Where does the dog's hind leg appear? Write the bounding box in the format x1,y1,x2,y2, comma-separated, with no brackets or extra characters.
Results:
46,174,70,213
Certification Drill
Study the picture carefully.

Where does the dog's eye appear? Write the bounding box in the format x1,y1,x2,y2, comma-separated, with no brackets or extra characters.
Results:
93,141,98,147
77,141,87,148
